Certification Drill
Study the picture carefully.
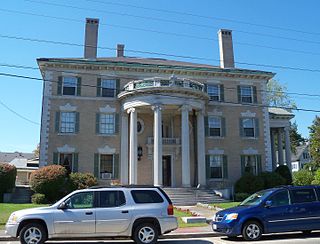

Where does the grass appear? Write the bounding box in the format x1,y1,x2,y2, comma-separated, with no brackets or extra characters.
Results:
174,208,208,228
210,202,240,209
0,203,47,229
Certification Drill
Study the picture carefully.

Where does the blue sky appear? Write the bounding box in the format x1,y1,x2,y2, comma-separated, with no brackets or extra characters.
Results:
0,0,319,152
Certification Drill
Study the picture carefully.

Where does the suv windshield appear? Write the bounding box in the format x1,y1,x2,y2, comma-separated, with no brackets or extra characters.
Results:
240,190,274,206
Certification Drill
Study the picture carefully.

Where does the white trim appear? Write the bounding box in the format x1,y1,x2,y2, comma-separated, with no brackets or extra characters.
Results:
99,105,116,113
57,144,76,153
243,147,258,155
241,110,256,117
98,145,116,154
59,103,77,112
208,148,224,155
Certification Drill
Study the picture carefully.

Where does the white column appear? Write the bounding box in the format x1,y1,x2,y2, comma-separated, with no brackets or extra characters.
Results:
197,110,206,186
128,108,138,184
277,128,284,165
120,112,129,184
284,126,292,171
181,105,191,187
152,105,163,186
270,130,277,170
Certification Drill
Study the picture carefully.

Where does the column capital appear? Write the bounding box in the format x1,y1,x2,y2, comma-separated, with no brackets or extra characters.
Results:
127,107,136,114
151,104,162,111
196,109,205,116
284,126,290,132
180,104,192,112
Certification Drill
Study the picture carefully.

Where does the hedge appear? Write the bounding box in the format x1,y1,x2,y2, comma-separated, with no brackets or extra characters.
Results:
0,163,17,201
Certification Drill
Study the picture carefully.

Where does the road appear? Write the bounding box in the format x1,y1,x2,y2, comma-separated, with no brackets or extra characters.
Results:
2,232,320,244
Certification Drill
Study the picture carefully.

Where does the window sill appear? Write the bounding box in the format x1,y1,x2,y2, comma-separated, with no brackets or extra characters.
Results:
208,178,227,181
57,133,77,136
207,136,225,139
96,134,118,137
241,137,258,140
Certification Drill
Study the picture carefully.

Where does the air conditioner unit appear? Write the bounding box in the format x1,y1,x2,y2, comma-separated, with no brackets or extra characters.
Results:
101,173,112,180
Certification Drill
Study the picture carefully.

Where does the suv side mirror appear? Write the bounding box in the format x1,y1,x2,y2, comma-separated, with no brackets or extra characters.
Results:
265,200,272,208
58,202,67,210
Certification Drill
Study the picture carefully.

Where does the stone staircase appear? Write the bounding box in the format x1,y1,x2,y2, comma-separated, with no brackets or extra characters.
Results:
11,186,33,203
163,187,227,206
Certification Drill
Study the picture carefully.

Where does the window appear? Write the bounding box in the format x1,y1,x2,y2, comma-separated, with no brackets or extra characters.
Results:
290,189,317,204
99,191,126,208
101,79,116,97
209,155,223,178
207,85,220,101
59,153,73,173
240,86,253,103
65,192,94,209
131,190,164,204
100,154,114,179
99,114,115,134
242,118,255,137
63,77,77,96
208,116,222,137
60,112,76,133
242,155,260,175
268,190,290,207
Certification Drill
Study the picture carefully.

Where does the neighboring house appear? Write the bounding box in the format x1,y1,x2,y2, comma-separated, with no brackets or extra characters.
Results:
0,152,38,185
38,18,293,190
291,144,312,172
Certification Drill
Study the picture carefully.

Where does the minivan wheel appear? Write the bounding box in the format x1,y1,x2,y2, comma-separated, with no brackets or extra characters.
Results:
19,223,47,244
133,223,158,244
242,221,262,241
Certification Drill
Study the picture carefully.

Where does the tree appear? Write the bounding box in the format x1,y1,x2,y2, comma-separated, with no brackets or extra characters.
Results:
33,144,40,158
309,116,320,169
290,121,306,153
267,79,296,109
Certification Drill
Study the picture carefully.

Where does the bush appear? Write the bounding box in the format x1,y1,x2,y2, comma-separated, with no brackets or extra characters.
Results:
31,193,47,204
259,172,286,189
235,193,250,202
30,165,68,203
68,172,98,191
292,170,314,186
0,163,17,201
275,165,292,185
312,169,320,185
234,173,264,195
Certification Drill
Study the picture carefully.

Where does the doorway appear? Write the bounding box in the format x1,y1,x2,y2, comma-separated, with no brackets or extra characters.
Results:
162,155,172,187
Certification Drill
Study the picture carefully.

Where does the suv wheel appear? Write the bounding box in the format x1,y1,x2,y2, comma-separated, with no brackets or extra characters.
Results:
133,223,158,244
19,223,47,244
242,221,262,241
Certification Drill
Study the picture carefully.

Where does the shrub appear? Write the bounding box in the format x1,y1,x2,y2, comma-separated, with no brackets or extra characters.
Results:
30,165,68,203
275,165,292,185
312,169,320,185
31,193,47,204
259,172,286,189
0,163,17,201
68,172,98,191
235,193,250,202
292,170,314,186
234,173,264,195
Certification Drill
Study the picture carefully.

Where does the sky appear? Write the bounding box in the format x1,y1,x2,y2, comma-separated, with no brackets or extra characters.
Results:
0,0,319,153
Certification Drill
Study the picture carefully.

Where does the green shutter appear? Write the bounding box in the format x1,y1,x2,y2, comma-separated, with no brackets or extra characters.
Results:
223,155,228,179
241,155,246,175
116,79,120,96
73,153,79,172
206,155,211,179
255,118,259,138
257,155,262,174
55,112,60,133
94,153,99,178
221,117,226,137
75,112,80,133
237,85,241,103
77,77,81,96
96,113,100,134
239,118,244,137
253,86,257,103
57,76,62,95
53,152,59,165
97,78,101,97
204,116,209,137
114,113,119,134
220,84,224,102
204,83,207,93
113,154,120,179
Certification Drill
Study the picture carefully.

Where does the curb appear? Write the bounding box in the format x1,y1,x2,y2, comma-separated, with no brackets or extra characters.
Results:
0,235,17,241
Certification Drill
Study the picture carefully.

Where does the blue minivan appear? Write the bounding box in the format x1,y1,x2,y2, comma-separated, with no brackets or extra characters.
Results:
212,185,320,241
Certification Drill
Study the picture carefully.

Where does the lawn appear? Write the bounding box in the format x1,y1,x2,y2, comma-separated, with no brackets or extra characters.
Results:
0,203,47,229
174,208,208,228
210,202,240,209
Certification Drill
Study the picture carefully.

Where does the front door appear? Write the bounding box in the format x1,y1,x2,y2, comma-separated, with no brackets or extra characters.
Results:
162,156,171,187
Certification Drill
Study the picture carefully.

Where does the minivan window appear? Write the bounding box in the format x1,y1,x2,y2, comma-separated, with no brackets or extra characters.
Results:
268,190,290,207
290,188,317,204
65,192,94,209
240,190,273,206
131,190,164,204
99,191,126,208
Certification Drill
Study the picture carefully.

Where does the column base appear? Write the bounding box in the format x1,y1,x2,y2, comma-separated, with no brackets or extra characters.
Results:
182,184,191,188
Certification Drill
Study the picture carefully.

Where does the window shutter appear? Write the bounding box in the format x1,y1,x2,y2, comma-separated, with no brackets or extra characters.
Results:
94,153,99,178
221,117,226,137
203,83,207,93
220,84,224,102
255,118,259,138
253,86,257,103
206,155,211,179
97,78,101,97
75,112,80,133
237,85,241,103
95,113,100,134
55,112,60,133
241,155,246,175
53,152,59,165
239,118,244,137
223,155,228,179
204,116,209,137
116,79,120,96
57,76,62,95
114,113,119,134
73,153,79,172
77,77,81,96
257,155,262,174
113,154,120,179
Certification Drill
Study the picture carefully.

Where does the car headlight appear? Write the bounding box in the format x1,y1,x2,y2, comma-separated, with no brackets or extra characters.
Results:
225,213,238,221
8,214,18,224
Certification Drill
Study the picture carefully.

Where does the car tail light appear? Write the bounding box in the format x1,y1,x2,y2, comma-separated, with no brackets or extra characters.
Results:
167,204,174,215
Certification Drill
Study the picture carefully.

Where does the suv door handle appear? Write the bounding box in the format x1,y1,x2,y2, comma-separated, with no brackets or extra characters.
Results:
121,210,129,214
85,212,93,215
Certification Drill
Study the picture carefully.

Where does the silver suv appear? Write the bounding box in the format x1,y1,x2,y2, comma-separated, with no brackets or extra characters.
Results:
5,186,178,244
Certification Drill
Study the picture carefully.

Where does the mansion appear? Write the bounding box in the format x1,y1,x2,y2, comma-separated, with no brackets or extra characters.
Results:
38,18,294,189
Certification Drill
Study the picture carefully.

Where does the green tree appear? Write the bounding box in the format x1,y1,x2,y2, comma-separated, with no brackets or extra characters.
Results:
267,79,296,109
309,116,320,169
33,143,40,158
290,121,305,153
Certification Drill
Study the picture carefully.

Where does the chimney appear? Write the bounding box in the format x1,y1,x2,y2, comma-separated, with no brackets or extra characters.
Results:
84,18,99,59
218,29,235,68
117,44,125,57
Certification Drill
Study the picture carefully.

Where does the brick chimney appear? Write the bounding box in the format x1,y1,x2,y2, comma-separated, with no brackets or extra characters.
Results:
84,18,99,59
218,29,235,68
117,44,125,57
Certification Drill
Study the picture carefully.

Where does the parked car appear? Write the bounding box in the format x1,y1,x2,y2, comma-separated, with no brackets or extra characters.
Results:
212,185,320,241
5,185,178,244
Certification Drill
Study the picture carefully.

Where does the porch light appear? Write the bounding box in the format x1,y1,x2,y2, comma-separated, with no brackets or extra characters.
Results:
138,146,143,161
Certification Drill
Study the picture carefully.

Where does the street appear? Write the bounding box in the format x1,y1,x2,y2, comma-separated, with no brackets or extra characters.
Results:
2,232,320,244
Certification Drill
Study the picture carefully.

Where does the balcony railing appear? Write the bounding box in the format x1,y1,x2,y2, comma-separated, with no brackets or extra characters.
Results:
147,137,180,145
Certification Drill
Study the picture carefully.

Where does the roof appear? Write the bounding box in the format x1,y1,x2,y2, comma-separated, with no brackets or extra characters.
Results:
291,144,309,162
268,108,294,117
9,158,39,170
0,152,35,163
